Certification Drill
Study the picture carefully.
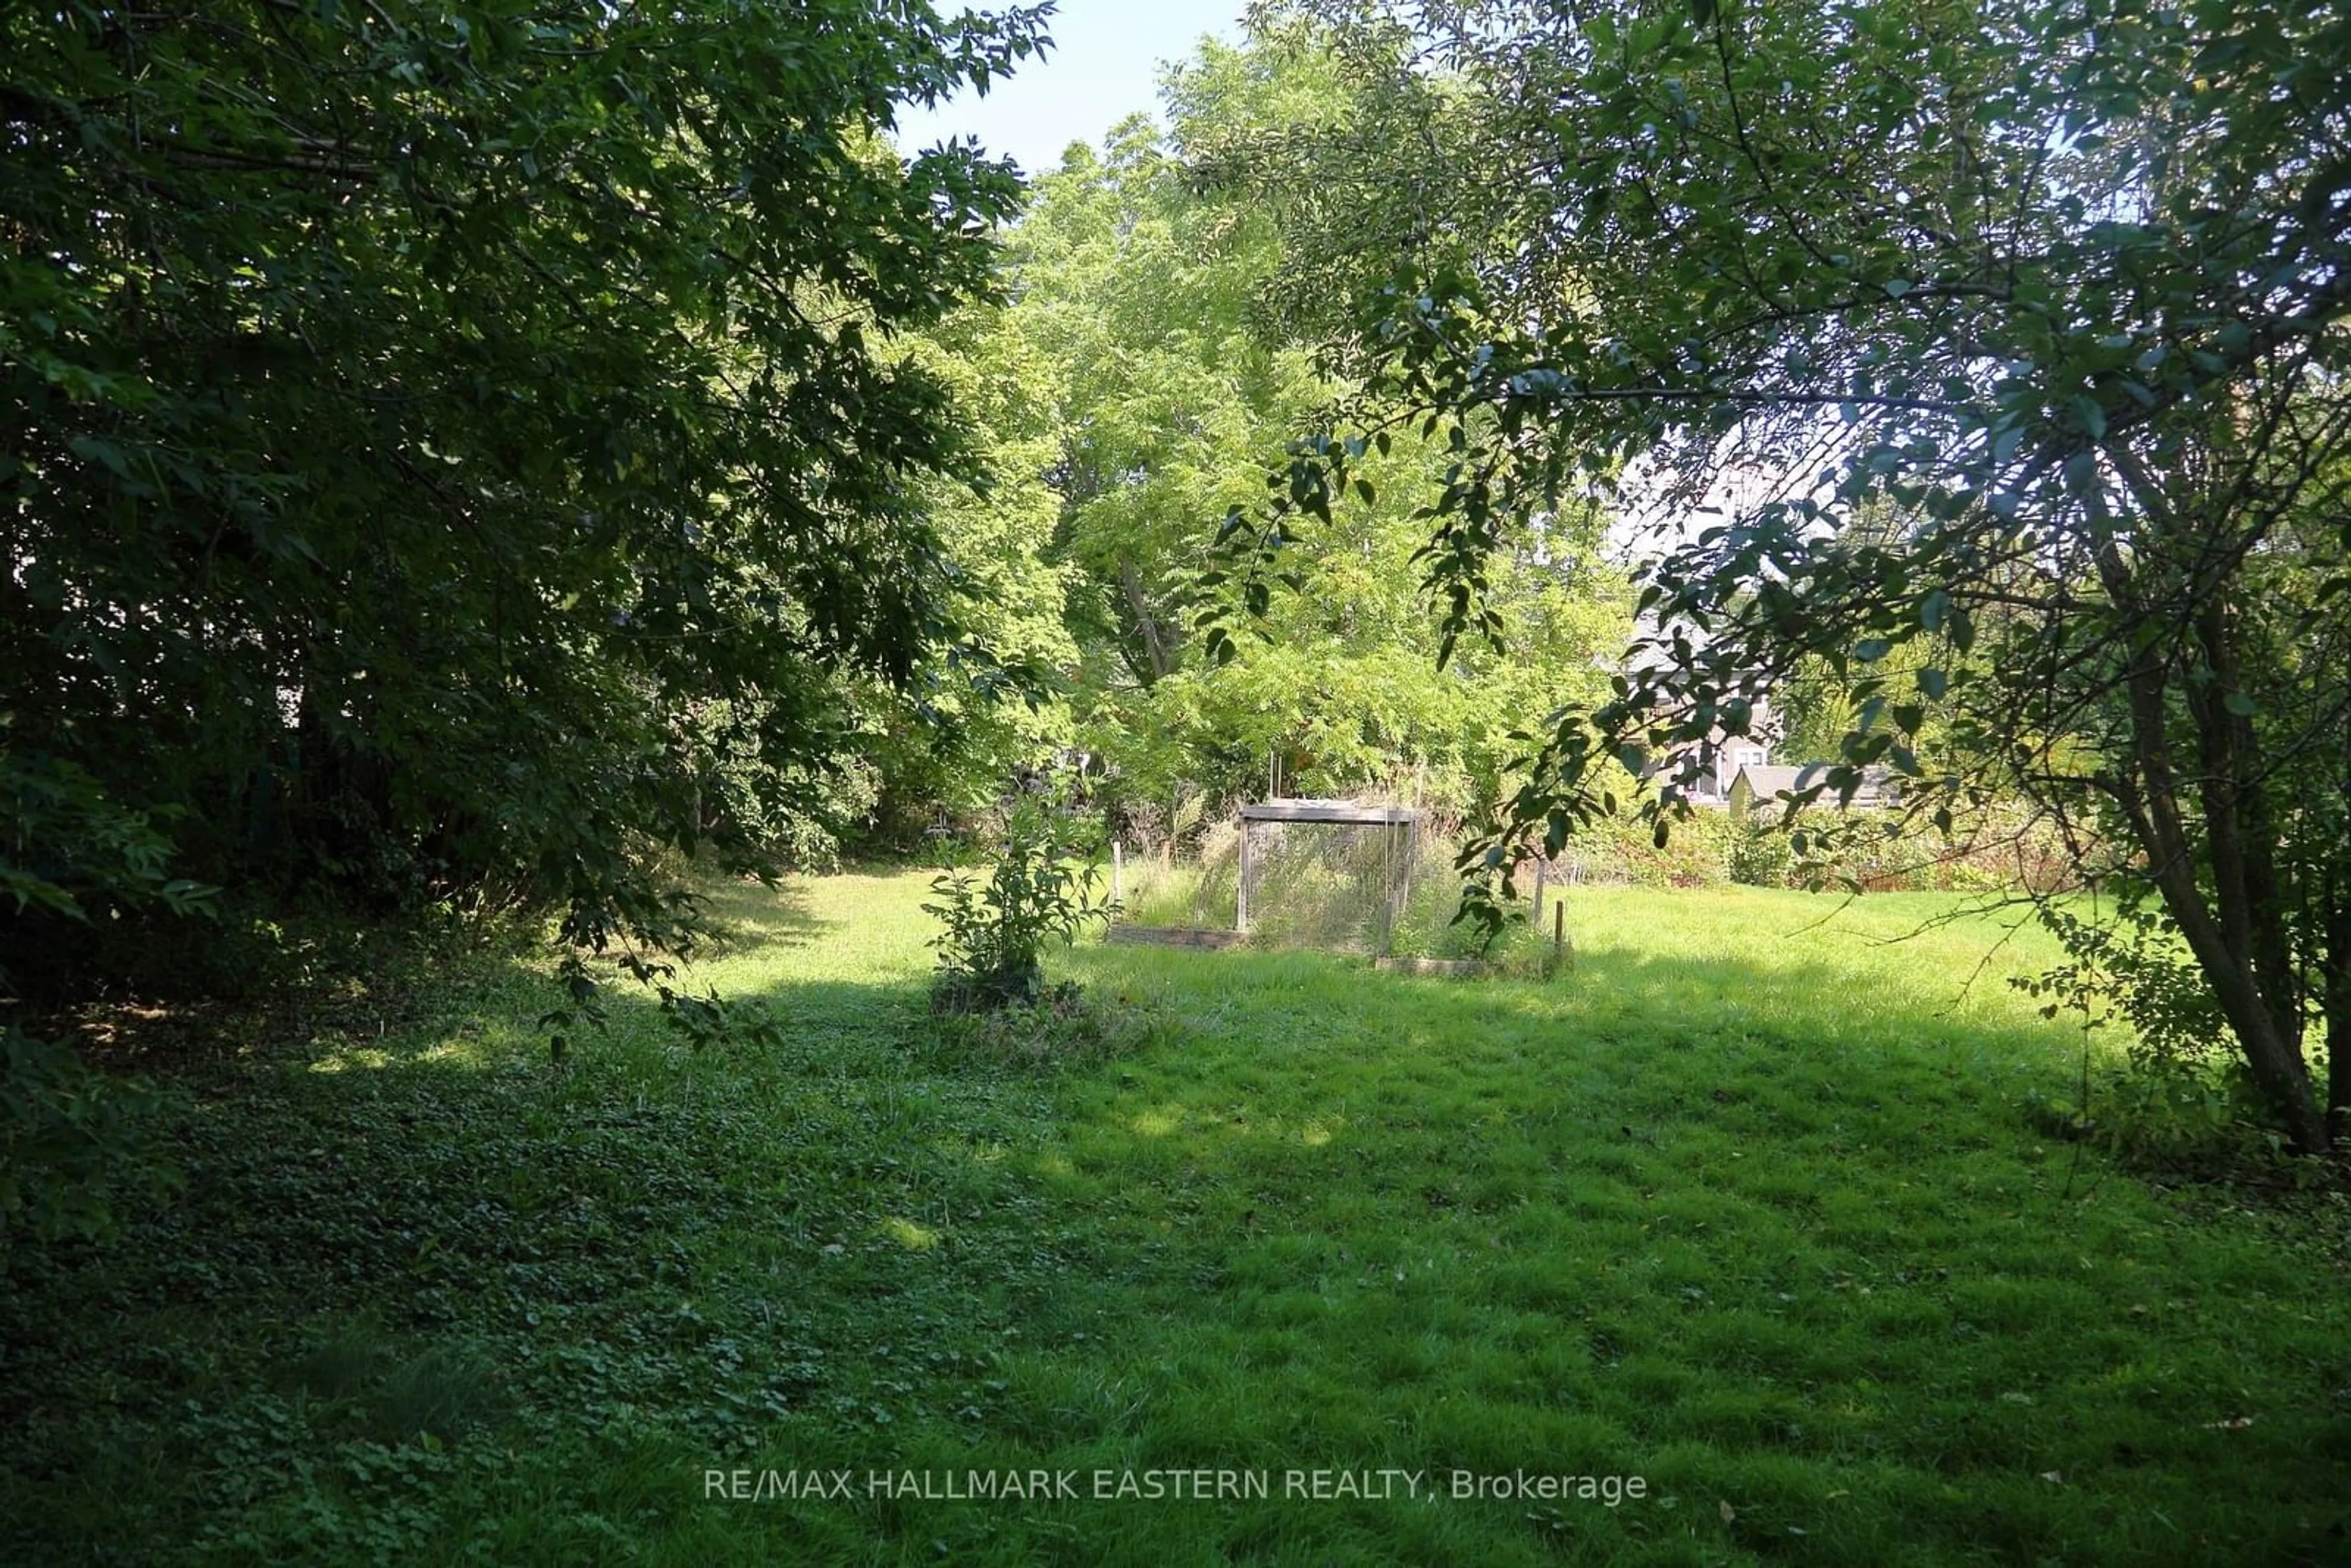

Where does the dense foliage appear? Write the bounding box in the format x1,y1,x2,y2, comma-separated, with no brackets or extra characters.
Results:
17,0,2345,1201
1,0,1044,989
0,0,1054,1229
940,36,1629,826
10,5,2351,1555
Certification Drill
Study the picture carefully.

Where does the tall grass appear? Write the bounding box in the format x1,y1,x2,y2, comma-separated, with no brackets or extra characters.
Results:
1117,826,1558,965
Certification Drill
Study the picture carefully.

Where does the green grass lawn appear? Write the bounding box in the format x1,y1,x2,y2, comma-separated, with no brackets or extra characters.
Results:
7,872,2349,1564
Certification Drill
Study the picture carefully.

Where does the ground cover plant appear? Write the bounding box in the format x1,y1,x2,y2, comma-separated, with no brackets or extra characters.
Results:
6,871,2350,1565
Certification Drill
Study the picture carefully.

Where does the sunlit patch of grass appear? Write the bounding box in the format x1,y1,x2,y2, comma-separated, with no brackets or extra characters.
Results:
879,1216,942,1251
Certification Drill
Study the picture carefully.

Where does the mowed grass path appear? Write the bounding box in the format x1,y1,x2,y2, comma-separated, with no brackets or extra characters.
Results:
6,873,2349,1564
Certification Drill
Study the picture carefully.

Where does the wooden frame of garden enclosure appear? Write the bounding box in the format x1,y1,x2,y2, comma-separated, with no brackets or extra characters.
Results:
1235,799,1423,953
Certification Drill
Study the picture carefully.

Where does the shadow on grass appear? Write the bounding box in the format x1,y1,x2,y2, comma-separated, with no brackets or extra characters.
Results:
13,893,2349,1567
0,961,996,1564
689,875,829,956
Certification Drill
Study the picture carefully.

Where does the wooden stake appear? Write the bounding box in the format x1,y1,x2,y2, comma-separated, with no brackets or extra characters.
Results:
1383,820,1409,956
1111,840,1123,909
1236,819,1251,934
1553,898,1565,958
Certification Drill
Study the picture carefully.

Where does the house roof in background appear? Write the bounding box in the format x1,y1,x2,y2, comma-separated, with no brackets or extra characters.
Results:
1732,763,1897,803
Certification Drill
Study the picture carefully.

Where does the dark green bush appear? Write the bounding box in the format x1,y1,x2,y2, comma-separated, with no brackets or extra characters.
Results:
0,1027,182,1242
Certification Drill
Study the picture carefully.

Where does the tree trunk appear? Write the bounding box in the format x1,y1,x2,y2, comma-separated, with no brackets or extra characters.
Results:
1118,558,1176,683
2326,892,2351,1144
2126,754,2331,1153
2095,519,2330,1152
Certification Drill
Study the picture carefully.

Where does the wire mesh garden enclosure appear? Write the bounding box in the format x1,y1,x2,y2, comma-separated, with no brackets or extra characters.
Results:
1113,798,1427,956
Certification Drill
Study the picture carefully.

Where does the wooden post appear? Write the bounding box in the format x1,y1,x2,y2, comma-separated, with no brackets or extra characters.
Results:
1380,823,1391,954
1397,816,1419,953
1111,840,1123,910
1236,819,1251,934
1553,898,1565,959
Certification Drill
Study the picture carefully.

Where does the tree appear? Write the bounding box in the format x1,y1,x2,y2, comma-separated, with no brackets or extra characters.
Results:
953,31,1627,820
1227,0,2351,1150
812,292,1086,855
1,0,1048,995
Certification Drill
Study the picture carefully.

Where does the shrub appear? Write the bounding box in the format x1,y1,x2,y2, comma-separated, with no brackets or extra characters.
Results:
1726,820,1796,887
2023,899,2229,1071
924,782,1114,1012
0,1027,182,1242
2013,896,2314,1174
2,748,208,1239
1548,806,1734,888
